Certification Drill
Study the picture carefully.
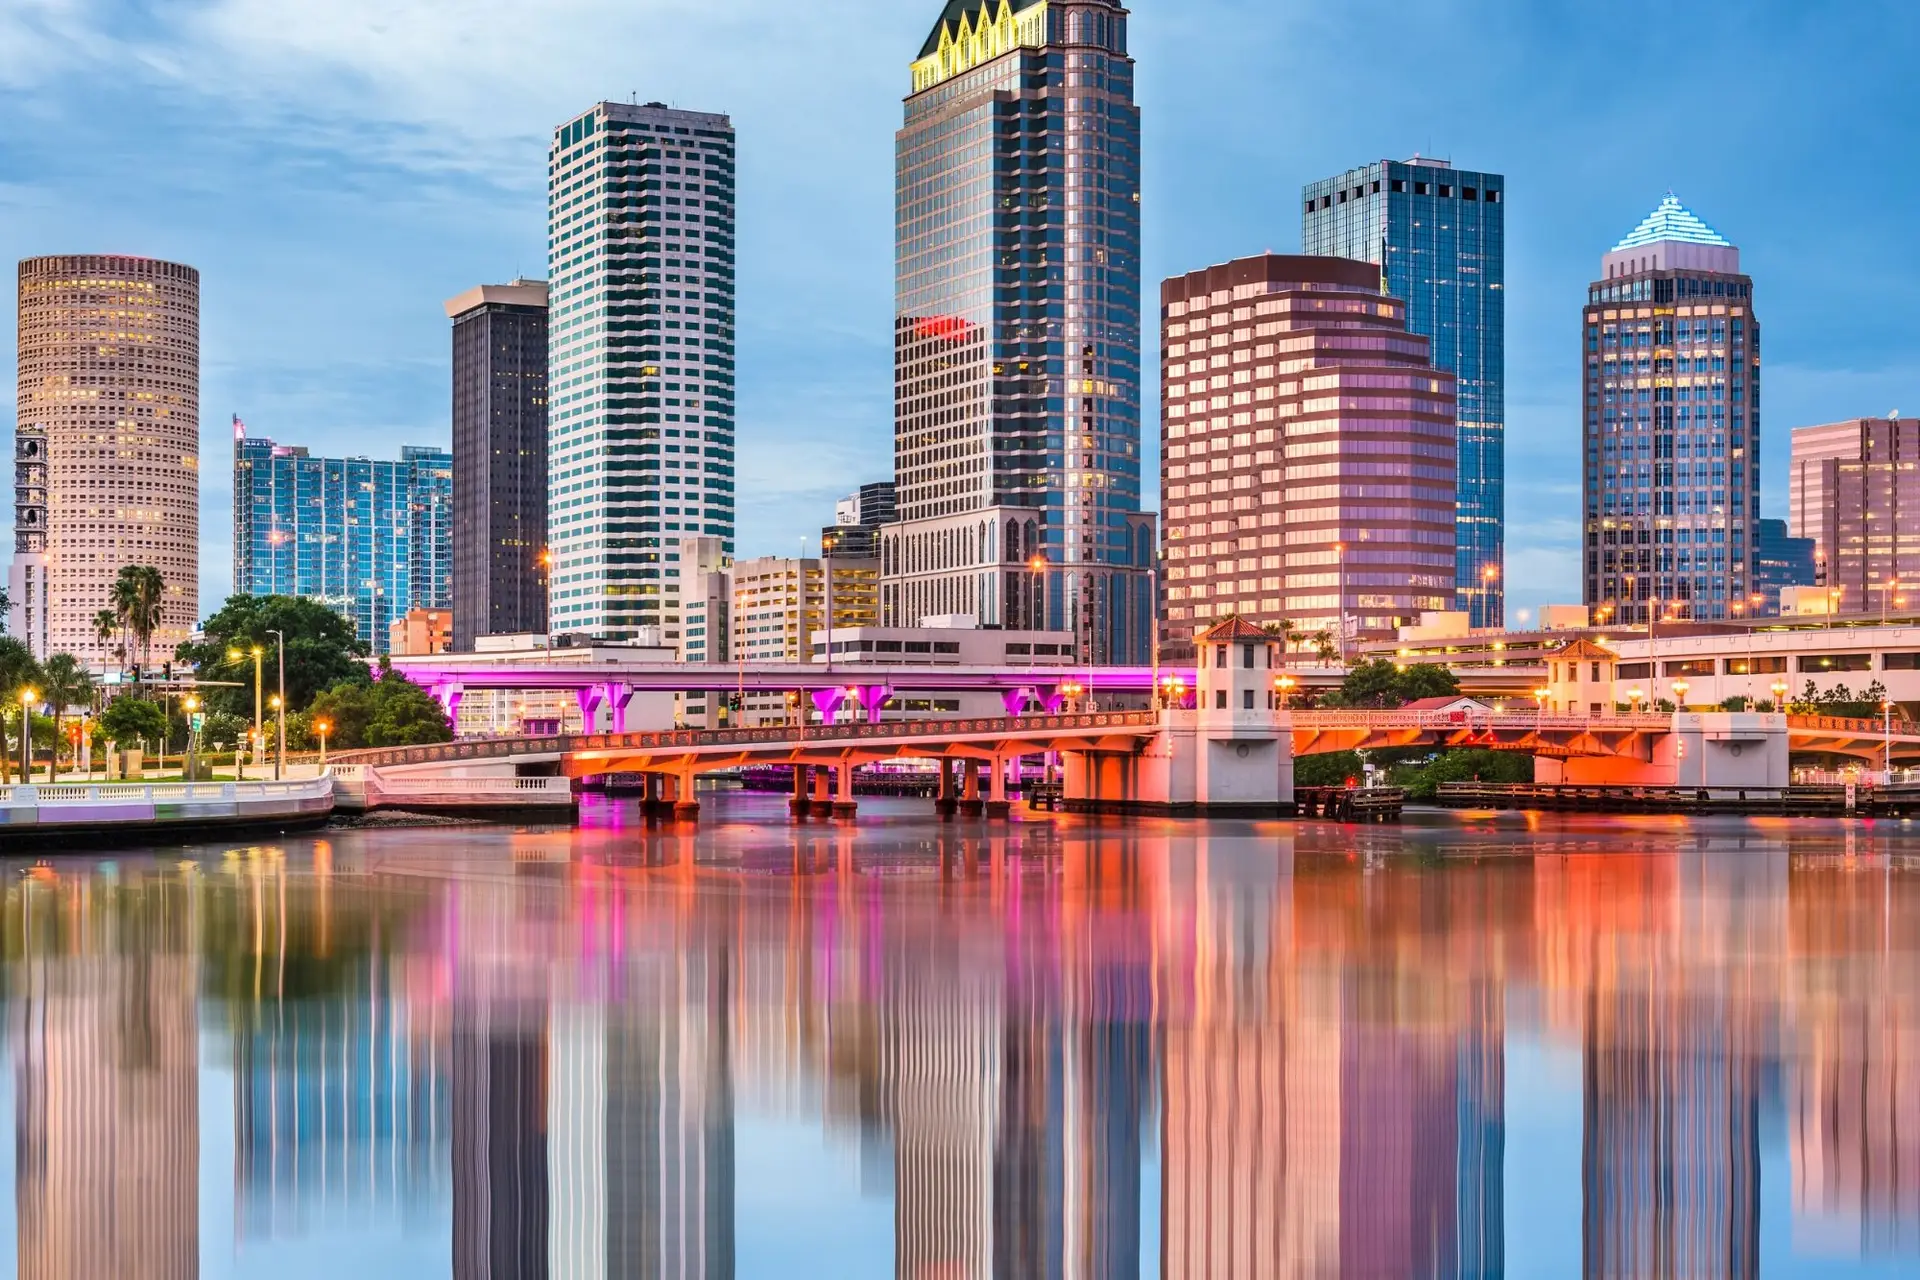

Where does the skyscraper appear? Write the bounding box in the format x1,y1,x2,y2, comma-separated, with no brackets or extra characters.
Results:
1789,417,1920,613
1581,196,1759,624
16,255,199,667
448,279,550,650
1302,158,1505,625
546,102,737,644
232,424,453,653
1159,255,1457,654
879,0,1155,664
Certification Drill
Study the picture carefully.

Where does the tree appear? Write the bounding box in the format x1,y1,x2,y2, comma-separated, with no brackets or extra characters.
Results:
1323,659,1462,709
39,654,94,777
1391,748,1534,800
1313,629,1338,665
305,668,451,750
0,638,43,783
92,608,124,674
98,695,167,750
111,564,167,677
175,595,372,718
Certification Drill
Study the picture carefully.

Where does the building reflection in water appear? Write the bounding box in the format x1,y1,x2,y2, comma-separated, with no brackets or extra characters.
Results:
11,874,199,1280
7,810,1920,1277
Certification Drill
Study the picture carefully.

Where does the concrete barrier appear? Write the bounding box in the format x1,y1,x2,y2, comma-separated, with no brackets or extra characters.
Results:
0,775,335,839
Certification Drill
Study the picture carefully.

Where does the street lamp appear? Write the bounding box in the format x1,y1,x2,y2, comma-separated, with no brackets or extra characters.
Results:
1672,679,1691,710
17,687,36,783
269,694,285,781
267,630,286,780
1334,542,1348,662
1771,679,1790,713
1883,698,1895,785
315,718,331,769
1627,687,1645,714
1533,686,1550,715
1273,673,1296,710
228,643,265,771
183,694,199,781
1061,680,1085,713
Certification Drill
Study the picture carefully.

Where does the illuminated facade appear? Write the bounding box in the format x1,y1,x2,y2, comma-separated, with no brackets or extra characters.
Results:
1303,158,1506,626
232,426,453,654
1582,195,1760,623
448,279,550,650
546,102,737,644
1158,254,1457,655
1788,417,1920,615
16,254,199,667
881,0,1156,664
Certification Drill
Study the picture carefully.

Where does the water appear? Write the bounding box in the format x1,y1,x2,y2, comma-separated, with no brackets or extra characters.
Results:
3,794,1918,1279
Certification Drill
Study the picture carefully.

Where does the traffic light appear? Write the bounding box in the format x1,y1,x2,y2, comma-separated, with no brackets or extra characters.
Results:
130,664,141,684
163,661,173,682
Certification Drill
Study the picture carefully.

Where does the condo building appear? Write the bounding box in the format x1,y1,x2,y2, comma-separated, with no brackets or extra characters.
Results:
1582,195,1760,624
1303,157,1506,624
1789,417,1920,616
15,254,199,667
448,279,550,650
1159,254,1457,657
232,424,453,654
879,0,1156,663
545,101,738,644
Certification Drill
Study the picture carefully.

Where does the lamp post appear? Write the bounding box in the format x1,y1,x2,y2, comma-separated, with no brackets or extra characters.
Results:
268,629,286,780
183,694,199,782
1673,679,1690,712
316,718,331,769
1533,686,1549,716
1334,541,1348,662
269,695,285,781
1883,699,1895,785
1771,678,1789,714
1627,687,1645,715
1274,673,1296,710
228,643,264,772
18,687,36,784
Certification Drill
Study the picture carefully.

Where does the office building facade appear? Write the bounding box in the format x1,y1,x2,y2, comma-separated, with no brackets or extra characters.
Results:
731,553,878,724
880,0,1155,664
1582,196,1760,625
1754,517,1816,617
546,102,737,644
1302,158,1505,625
232,426,453,654
1159,254,1457,656
1789,417,1920,616
16,254,199,667
448,279,550,650
821,480,897,560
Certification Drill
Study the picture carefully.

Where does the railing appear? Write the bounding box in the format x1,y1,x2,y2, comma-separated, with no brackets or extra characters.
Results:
1289,710,1672,732
1786,714,1920,736
0,776,334,807
373,776,573,796
333,710,1161,770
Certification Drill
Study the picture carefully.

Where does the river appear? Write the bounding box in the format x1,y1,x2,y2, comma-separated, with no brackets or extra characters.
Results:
2,793,1917,1278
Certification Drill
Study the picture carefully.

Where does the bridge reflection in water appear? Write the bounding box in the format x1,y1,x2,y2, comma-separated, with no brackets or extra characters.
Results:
3,801,1919,1278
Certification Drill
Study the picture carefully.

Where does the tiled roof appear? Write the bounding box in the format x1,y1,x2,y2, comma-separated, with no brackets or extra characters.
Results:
1196,615,1275,642
1547,638,1620,661
1612,194,1732,251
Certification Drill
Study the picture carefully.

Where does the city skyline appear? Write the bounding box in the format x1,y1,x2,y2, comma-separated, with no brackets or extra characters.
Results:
1,2,1917,627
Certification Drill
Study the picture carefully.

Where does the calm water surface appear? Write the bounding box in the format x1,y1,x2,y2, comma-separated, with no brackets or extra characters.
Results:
3,794,1918,1279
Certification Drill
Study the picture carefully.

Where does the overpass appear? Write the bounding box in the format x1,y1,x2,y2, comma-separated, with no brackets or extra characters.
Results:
330,706,1920,819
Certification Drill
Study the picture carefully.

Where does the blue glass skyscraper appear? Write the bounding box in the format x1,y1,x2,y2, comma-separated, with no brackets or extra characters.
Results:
232,423,453,653
1303,159,1506,626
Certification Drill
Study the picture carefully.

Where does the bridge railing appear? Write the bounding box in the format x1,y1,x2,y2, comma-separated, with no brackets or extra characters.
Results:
331,710,1162,770
1289,710,1672,732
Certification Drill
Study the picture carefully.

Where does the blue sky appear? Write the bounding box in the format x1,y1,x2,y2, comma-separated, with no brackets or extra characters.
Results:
1,0,1916,625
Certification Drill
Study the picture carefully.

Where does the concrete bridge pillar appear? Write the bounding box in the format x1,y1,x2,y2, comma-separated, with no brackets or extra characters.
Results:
577,685,606,733
790,764,811,817
857,686,891,724
986,755,1010,818
673,766,700,821
833,763,858,818
435,684,465,729
959,761,984,816
609,684,637,735
935,760,958,818
812,763,834,812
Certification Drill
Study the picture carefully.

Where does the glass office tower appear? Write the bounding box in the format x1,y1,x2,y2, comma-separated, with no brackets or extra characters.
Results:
1303,159,1505,626
546,102,737,644
232,425,453,654
880,0,1155,664
1581,196,1759,624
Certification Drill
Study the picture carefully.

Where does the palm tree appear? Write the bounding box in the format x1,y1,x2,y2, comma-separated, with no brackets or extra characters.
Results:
39,653,94,782
1312,629,1338,666
92,608,123,675
111,565,166,682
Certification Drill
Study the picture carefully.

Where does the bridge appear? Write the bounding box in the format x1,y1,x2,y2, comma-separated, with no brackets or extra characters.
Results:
331,706,1920,820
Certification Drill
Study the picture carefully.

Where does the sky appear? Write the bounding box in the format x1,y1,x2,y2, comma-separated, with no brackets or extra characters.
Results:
2,0,1918,626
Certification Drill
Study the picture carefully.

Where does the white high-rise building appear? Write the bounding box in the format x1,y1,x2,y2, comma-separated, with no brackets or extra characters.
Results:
546,102,737,642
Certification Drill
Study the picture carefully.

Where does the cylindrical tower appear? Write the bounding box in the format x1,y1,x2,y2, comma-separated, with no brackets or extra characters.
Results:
17,255,200,669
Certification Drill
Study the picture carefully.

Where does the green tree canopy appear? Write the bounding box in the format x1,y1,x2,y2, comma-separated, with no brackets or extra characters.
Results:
306,668,451,750
176,595,372,718
98,695,167,746
1324,659,1462,709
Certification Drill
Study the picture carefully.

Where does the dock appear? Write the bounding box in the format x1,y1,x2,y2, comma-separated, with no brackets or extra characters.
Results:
1435,782,1852,816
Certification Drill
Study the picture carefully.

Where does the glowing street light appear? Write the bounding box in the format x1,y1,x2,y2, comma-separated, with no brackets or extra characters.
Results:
1627,687,1645,714
1771,678,1790,712
1672,679,1691,709
1273,673,1296,709
315,718,332,769
18,687,36,782
1532,686,1550,714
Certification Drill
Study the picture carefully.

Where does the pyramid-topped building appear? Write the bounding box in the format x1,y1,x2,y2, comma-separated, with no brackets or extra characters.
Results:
1612,194,1733,251
1582,194,1760,626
